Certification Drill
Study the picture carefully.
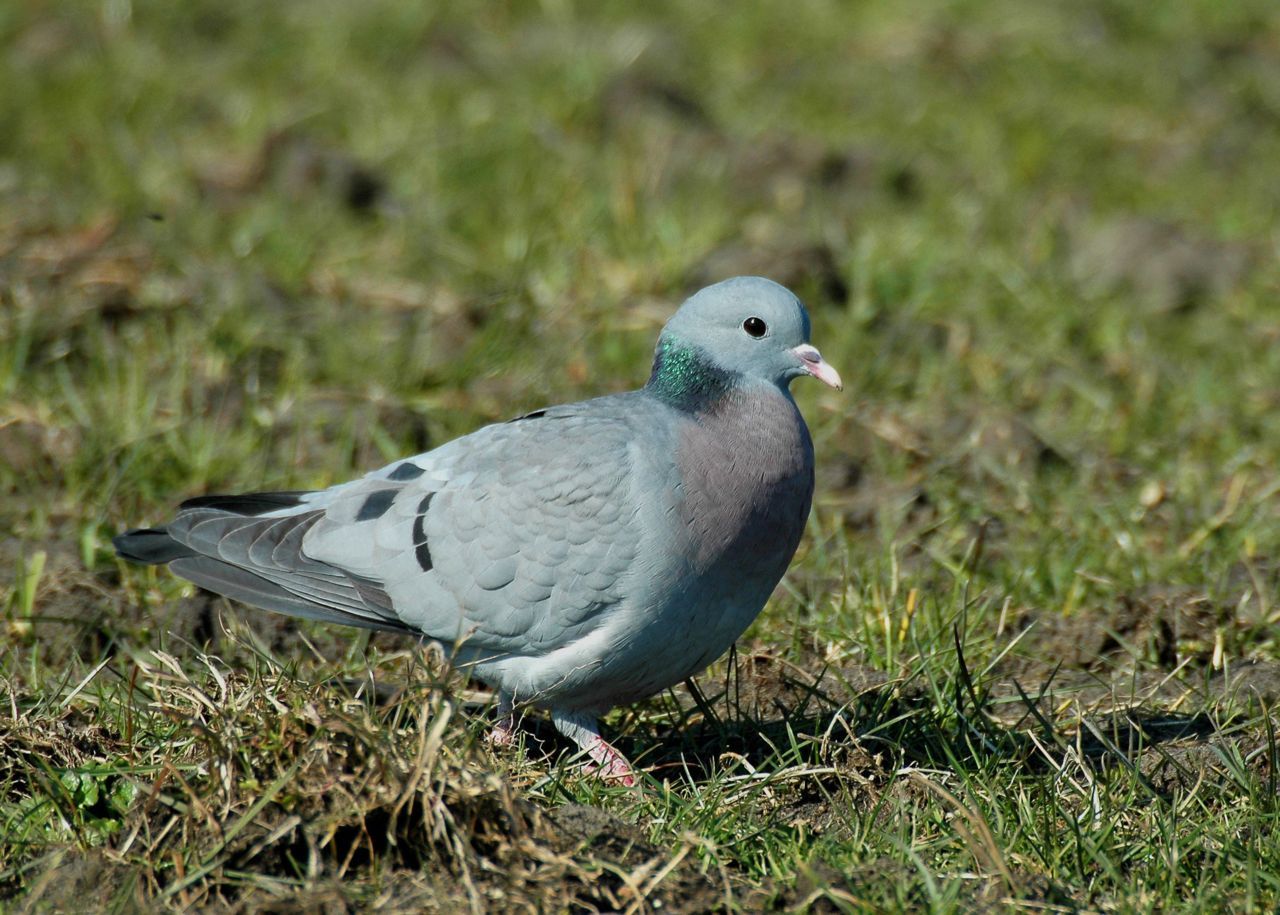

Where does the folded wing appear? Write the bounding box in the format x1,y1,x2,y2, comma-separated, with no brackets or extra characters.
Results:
116,399,649,659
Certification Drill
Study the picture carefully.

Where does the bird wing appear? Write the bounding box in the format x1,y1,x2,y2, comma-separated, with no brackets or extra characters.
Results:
152,396,653,659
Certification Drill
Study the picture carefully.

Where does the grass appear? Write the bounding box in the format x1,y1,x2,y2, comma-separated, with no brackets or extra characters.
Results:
4,0,1280,910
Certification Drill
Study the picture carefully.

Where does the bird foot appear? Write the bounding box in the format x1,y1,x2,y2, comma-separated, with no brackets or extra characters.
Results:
487,694,518,747
549,709,639,787
487,718,518,747
582,736,637,787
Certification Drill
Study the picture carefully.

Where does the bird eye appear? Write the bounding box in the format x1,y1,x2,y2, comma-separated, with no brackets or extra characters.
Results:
743,316,767,338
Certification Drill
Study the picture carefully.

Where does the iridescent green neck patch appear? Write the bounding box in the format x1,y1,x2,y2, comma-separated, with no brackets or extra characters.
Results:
645,336,740,413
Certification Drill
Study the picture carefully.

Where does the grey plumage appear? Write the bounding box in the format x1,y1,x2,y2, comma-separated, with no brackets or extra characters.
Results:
114,276,842,784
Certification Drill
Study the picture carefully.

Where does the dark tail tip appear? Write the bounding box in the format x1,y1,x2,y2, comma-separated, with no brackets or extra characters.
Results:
113,528,192,564
179,491,308,515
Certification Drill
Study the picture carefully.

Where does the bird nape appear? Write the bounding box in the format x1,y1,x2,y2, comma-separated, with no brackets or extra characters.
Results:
114,276,842,786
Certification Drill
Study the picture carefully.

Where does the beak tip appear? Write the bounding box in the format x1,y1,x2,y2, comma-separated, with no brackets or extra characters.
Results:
791,344,844,392
811,360,844,392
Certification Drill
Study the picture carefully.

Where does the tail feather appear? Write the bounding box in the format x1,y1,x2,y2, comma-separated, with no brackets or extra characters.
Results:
113,528,194,564
114,491,411,634
169,556,404,632
179,491,310,516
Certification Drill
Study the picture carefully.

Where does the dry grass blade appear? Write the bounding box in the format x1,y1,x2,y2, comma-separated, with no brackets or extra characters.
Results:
908,771,1018,894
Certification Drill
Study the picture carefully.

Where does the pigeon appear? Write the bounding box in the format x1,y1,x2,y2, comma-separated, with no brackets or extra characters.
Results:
114,276,842,785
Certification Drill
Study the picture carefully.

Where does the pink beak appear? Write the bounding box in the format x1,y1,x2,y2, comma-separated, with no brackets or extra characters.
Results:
792,344,843,391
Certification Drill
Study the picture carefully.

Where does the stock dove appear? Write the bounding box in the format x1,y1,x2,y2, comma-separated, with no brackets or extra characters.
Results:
115,276,842,784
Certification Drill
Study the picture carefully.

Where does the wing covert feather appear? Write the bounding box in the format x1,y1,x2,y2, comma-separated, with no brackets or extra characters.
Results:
302,396,654,658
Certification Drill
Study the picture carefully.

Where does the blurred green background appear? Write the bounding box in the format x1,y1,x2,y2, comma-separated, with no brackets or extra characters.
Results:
5,0,1280,910
7,0,1280,634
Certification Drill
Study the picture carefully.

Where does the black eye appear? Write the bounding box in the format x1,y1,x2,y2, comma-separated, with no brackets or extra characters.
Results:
743,316,767,338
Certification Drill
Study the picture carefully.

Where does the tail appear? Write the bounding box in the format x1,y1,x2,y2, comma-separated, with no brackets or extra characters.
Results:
113,490,311,565
114,491,412,634
113,527,193,564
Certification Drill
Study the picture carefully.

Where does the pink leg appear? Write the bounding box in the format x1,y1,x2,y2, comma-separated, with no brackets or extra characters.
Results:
551,709,638,787
582,735,636,786
486,691,518,747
